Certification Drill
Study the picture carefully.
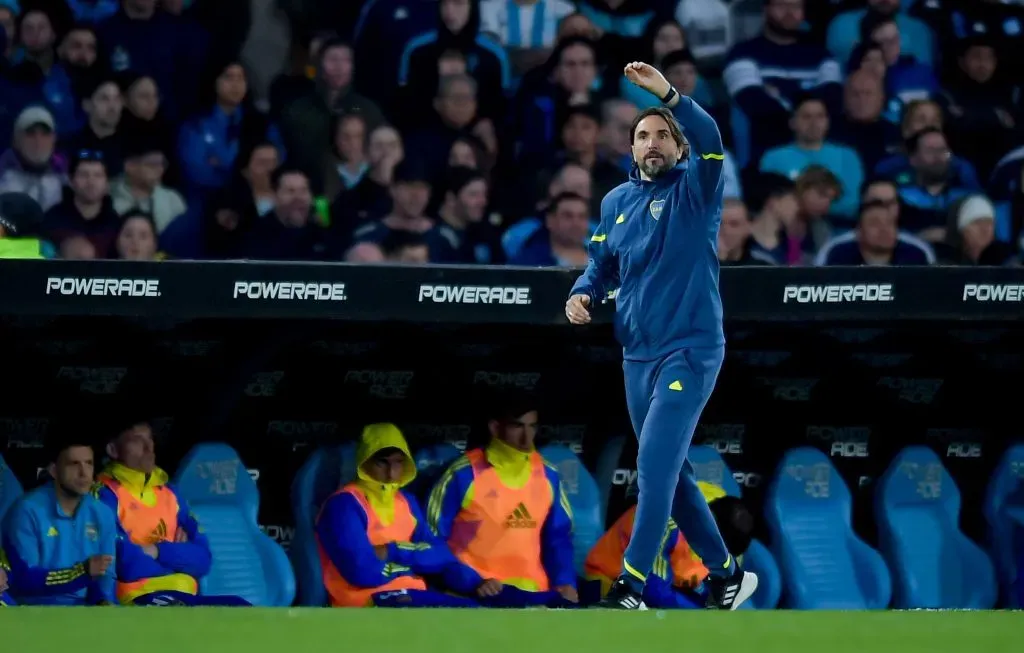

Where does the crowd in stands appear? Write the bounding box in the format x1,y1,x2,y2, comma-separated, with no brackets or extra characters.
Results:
0,398,757,609
0,0,1021,267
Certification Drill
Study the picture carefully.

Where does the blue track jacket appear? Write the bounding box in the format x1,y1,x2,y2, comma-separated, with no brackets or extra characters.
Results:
570,96,726,361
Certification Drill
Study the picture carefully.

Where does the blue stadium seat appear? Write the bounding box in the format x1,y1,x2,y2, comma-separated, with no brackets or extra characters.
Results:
594,435,628,526
411,443,462,502
289,442,356,607
984,444,1024,608
540,445,603,575
0,453,24,528
173,443,296,607
875,446,996,609
688,445,782,609
765,447,891,609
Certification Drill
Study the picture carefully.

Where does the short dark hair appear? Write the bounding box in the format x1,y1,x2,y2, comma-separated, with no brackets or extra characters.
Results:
546,191,588,215
270,165,308,190
905,126,944,154
859,9,897,43
380,229,427,256
858,199,892,221
443,165,486,198
629,106,686,150
860,176,897,198
792,92,826,114
69,149,107,177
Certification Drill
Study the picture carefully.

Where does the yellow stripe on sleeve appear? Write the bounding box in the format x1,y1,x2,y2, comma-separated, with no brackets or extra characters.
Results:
590,234,607,242
701,153,725,161
426,457,470,534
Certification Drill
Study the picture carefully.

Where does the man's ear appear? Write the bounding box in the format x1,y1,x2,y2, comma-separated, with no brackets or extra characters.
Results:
47,462,57,481
105,441,117,460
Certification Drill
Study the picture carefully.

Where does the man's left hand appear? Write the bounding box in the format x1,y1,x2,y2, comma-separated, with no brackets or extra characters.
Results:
175,529,188,543
624,62,671,100
373,545,389,561
555,585,578,603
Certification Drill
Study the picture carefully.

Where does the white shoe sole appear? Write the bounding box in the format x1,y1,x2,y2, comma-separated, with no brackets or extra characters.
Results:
728,571,759,610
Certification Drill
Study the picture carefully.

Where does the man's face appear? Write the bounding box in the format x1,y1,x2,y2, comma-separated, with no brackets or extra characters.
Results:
112,424,157,474
555,44,596,94
718,202,750,257
769,192,799,223
905,102,942,137
368,127,403,166
125,152,166,189
72,162,108,203
364,450,407,484
321,45,354,90
490,410,539,452
448,140,477,168
246,145,279,185
438,53,467,77
336,116,366,162
0,9,14,50
792,100,828,143
391,181,430,218
911,132,951,182
961,45,997,84
217,64,247,107
562,114,599,154
391,244,430,264
552,164,592,199
20,11,54,54
456,179,488,222
87,83,124,129
50,446,94,497
653,23,686,61
60,29,98,68
275,173,313,226
16,125,56,166
765,0,804,33
962,218,995,255
117,216,157,260
127,77,159,121
799,185,836,218
858,207,898,253
844,73,884,121
600,103,637,157
546,197,590,247
862,182,900,219
632,114,682,178
871,22,901,66
440,0,471,33
436,79,477,128
665,61,698,97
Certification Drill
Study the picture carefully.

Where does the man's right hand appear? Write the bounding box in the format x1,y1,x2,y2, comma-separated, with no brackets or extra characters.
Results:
565,294,592,325
86,554,113,577
476,578,503,598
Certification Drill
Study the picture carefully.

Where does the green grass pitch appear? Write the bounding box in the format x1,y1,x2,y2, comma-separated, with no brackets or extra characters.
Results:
1,608,1020,652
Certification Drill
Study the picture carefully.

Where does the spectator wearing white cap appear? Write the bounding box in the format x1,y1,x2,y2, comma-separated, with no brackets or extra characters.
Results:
0,106,67,211
943,195,1020,266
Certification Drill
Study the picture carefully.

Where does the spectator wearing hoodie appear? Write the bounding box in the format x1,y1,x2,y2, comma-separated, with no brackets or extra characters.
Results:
61,74,127,176
206,139,280,257
0,106,66,211
279,38,385,191
510,191,589,267
177,59,281,201
97,0,208,120
41,149,121,255
53,23,104,135
398,0,510,126
352,0,437,106
236,166,329,261
425,166,503,264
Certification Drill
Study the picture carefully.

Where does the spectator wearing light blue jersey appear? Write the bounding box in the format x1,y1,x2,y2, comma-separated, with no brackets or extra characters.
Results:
827,0,934,69
760,94,863,220
723,0,843,167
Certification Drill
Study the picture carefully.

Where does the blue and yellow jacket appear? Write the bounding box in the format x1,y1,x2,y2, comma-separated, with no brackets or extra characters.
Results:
1,483,117,605
316,424,461,600
1,547,14,605
570,95,726,361
94,463,212,602
427,438,576,592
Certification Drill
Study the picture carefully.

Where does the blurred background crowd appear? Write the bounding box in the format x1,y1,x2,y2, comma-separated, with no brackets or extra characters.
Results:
0,0,1022,268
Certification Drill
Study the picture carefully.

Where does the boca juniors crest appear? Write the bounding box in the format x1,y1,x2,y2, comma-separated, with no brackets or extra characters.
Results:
649,199,665,220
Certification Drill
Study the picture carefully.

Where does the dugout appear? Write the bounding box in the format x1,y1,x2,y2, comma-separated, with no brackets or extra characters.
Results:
0,260,1022,551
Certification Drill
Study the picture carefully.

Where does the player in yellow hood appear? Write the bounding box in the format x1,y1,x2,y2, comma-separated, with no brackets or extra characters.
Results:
315,423,478,607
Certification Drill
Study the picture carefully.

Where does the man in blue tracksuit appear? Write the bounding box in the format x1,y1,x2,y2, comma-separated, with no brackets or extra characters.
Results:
566,61,758,611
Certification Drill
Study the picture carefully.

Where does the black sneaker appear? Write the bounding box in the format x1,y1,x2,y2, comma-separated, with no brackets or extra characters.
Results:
706,567,759,610
598,577,648,610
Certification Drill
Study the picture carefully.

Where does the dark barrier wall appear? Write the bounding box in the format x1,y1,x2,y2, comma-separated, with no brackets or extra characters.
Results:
0,261,1022,551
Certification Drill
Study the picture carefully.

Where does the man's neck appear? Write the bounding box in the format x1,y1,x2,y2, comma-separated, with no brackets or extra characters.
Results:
550,240,588,265
796,138,823,151
75,198,102,219
860,245,893,265
764,26,797,46
439,206,466,231
574,149,597,169
54,487,82,517
340,157,366,173
217,102,239,116
126,179,154,198
722,245,744,262
90,121,116,139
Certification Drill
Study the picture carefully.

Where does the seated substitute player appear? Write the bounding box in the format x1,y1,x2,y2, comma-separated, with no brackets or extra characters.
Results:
316,423,478,608
94,420,249,606
2,438,117,605
584,483,754,609
427,397,579,607
1,548,14,605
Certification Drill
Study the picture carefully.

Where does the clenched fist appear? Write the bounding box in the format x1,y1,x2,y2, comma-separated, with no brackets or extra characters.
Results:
565,294,592,325
624,61,671,100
